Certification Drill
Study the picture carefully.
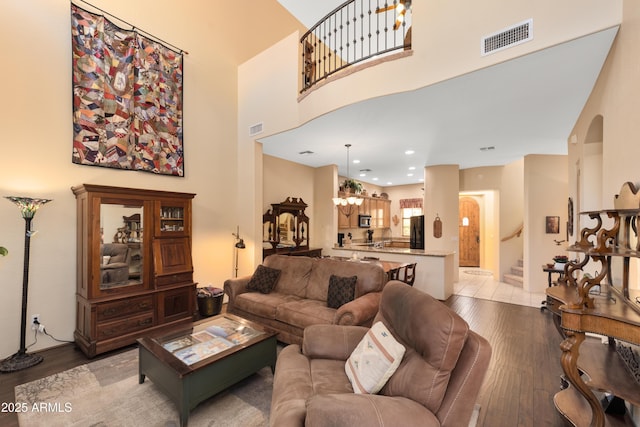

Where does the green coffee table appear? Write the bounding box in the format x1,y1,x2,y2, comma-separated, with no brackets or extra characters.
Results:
137,313,276,426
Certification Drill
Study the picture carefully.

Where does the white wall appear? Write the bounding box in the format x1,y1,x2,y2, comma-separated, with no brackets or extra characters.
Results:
237,33,301,270
569,3,640,421
523,155,569,292
0,0,242,357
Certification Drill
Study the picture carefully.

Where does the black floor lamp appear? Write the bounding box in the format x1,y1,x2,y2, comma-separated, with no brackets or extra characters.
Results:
0,196,52,373
232,226,245,278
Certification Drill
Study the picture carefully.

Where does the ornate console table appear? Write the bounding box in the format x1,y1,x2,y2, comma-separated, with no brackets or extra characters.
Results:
546,182,640,427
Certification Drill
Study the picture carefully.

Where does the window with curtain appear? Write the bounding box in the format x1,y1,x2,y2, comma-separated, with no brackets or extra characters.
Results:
400,198,423,236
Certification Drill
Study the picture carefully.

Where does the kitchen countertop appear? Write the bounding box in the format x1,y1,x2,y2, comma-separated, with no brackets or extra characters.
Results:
332,245,454,257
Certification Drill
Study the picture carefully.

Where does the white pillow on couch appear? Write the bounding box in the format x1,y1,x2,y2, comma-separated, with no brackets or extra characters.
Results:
345,321,406,394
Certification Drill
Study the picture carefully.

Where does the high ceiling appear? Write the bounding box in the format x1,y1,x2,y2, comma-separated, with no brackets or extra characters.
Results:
260,3,617,187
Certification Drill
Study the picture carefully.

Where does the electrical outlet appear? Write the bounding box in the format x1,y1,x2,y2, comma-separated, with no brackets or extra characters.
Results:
31,314,40,330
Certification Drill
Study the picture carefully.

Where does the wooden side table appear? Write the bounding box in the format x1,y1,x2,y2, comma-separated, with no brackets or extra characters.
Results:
543,265,565,287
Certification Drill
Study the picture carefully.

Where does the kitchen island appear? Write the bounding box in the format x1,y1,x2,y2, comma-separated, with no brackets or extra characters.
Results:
329,245,455,300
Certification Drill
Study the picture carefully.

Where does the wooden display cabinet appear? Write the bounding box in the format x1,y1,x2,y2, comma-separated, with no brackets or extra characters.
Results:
72,184,197,358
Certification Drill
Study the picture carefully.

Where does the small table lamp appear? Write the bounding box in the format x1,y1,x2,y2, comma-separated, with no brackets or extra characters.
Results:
0,196,52,373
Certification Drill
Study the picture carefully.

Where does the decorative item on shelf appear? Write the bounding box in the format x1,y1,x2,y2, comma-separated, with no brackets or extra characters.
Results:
392,214,399,226
0,196,52,372
380,193,389,200
553,255,568,270
232,226,245,278
332,144,363,218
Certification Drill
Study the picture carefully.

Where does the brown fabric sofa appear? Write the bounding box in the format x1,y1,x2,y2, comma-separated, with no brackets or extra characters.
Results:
270,281,492,427
223,255,387,344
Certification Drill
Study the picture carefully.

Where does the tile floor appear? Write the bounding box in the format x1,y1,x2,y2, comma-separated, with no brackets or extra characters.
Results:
454,268,548,308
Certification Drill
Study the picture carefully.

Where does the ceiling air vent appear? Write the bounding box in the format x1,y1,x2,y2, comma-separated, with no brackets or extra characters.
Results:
249,122,263,136
481,19,533,56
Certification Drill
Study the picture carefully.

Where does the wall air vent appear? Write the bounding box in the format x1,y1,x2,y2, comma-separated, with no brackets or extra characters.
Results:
481,19,533,56
249,122,263,136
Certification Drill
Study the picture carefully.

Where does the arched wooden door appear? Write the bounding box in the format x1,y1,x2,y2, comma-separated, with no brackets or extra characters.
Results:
459,197,480,267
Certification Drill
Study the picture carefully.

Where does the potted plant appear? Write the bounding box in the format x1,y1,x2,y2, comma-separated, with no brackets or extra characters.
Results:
342,179,363,195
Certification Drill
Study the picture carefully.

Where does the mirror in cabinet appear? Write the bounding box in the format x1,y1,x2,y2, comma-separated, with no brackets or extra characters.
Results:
100,203,145,290
263,197,320,258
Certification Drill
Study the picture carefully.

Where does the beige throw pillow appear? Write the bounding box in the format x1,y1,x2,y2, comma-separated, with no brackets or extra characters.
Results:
345,321,406,394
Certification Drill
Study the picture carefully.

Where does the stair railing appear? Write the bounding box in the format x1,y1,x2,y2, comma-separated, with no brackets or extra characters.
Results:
501,224,524,242
300,0,412,93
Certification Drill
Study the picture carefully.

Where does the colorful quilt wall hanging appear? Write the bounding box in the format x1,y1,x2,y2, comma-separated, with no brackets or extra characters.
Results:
71,4,184,176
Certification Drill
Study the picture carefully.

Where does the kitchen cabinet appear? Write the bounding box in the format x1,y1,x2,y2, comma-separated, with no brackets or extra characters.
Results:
337,194,391,229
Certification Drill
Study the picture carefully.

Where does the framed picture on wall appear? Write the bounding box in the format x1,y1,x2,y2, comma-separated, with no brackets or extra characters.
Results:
546,216,560,234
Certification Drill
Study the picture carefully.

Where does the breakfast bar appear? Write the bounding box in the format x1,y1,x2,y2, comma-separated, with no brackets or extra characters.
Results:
329,246,455,300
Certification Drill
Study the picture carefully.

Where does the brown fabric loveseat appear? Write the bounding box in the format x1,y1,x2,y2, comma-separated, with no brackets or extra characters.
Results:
223,254,387,344
270,281,492,427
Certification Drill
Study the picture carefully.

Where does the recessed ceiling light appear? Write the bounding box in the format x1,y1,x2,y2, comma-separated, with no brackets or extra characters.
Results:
408,166,416,170
359,173,366,177
387,182,393,185
407,173,414,177
353,159,360,164
405,150,415,155
372,177,378,181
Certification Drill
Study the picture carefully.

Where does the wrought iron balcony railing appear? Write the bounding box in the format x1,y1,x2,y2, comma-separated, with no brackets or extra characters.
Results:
300,0,412,93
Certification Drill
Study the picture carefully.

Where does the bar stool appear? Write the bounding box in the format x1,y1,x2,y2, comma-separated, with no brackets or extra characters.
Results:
392,263,417,286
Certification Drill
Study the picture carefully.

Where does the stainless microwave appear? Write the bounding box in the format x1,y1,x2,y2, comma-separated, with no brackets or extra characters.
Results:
358,214,371,228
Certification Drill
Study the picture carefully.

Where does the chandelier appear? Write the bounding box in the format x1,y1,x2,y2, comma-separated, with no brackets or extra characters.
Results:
332,144,363,217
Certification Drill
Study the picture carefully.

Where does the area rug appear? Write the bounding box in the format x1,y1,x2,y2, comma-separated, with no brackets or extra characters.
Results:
15,349,272,426
462,269,493,276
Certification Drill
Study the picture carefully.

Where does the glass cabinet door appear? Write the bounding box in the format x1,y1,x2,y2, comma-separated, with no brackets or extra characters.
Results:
155,200,191,236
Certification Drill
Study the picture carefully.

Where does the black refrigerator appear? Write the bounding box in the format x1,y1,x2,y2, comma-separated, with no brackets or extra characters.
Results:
410,215,424,249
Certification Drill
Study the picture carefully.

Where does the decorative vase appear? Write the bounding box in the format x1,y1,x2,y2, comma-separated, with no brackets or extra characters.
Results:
554,262,567,270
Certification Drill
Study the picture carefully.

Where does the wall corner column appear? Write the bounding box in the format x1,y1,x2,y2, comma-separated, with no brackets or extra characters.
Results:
424,165,460,282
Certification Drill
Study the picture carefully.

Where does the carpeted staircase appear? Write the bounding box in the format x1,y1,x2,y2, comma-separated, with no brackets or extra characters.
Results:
503,259,523,287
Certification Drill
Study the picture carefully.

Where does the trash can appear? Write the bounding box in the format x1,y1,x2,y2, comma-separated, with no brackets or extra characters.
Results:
197,286,224,317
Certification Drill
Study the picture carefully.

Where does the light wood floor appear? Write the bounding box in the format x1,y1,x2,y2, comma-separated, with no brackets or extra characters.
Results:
0,297,567,427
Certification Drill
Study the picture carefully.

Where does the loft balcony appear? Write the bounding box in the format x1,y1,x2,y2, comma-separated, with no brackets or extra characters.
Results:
300,0,412,93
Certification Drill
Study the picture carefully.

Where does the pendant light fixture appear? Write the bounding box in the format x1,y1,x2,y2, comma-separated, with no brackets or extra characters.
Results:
332,144,363,217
